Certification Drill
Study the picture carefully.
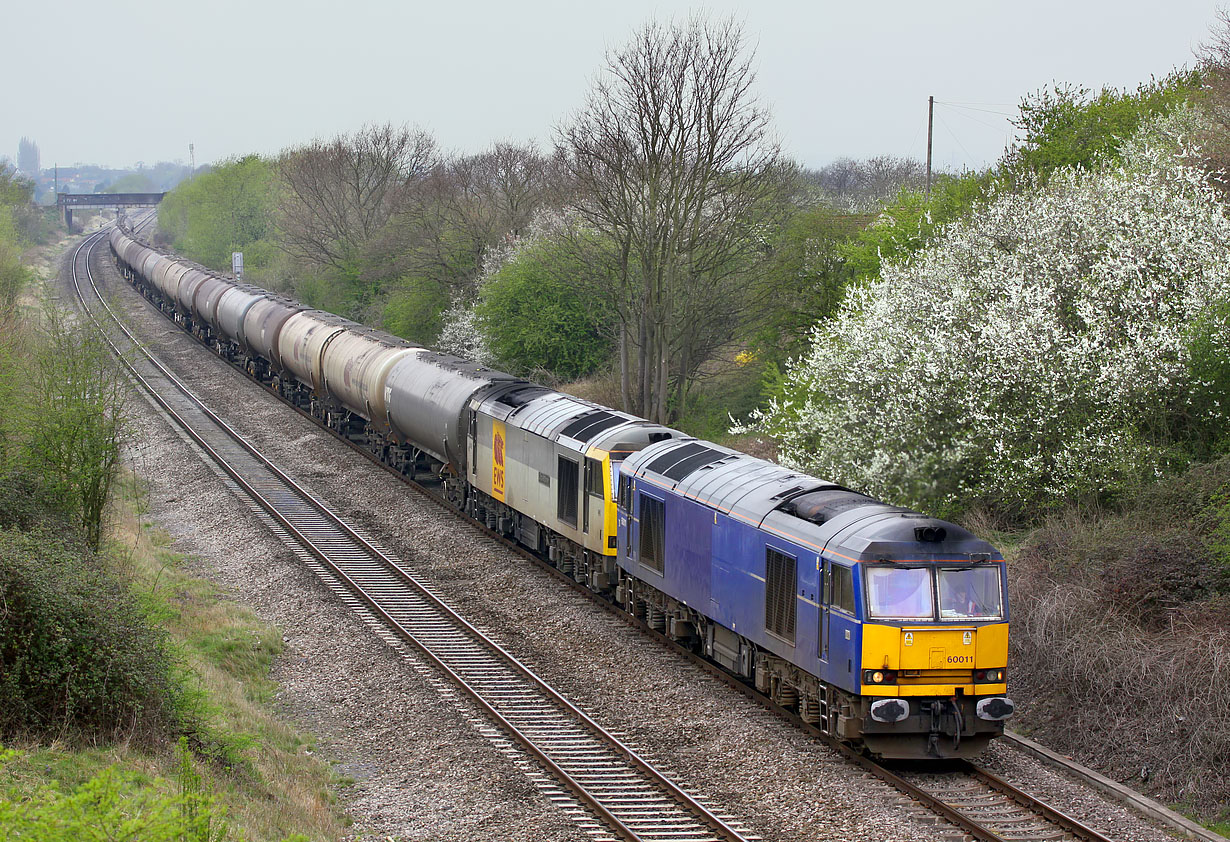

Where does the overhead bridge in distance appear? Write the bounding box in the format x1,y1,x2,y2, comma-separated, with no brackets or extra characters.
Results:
56,191,166,227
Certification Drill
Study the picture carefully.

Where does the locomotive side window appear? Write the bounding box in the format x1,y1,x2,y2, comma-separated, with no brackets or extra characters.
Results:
830,564,855,614
469,410,478,474
765,548,797,643
586,457,605,497
639,495,665,573
557,456,579,527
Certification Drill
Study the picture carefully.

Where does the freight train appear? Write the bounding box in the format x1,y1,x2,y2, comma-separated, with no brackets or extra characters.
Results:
109,218,1013,759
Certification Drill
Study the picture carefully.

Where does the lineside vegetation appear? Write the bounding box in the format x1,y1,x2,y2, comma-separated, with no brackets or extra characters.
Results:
0,181,349,838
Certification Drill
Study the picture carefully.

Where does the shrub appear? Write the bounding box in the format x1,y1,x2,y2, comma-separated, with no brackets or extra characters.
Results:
0,743,232,842
1008,458,1230,813
475,236,614,380
383,275,449,345
746,109,1230,520
0,529,176,742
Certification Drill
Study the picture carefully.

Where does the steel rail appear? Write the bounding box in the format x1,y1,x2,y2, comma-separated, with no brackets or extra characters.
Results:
961,761,1117,841
71,225,756,842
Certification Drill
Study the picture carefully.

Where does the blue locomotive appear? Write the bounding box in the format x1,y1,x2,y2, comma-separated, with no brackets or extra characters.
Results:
615,438,1013,759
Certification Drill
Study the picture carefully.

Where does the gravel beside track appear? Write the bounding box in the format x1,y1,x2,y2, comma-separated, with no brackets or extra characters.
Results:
974,741,1183,842
78,231,1182,842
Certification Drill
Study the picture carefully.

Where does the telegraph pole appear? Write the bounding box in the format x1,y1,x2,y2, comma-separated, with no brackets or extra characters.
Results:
926,95,934,197
189,143,195,174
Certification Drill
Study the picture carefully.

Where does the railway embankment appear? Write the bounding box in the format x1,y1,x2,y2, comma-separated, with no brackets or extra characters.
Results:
0,469,353,840
0,233,351,841
1000,466,1230,833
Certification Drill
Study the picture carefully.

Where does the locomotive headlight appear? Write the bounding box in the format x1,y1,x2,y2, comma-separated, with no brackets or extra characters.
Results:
976,669,1005,683
862,669,897,685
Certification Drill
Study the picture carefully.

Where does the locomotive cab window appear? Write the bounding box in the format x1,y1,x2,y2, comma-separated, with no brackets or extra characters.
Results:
639,494,665,574
866,566,934,620
938,566,1003,620
830,564,855,614
557,456,579,527
765,548,797,643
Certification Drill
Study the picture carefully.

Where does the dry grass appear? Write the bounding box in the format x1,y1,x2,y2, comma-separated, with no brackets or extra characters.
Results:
1008,470,1230,821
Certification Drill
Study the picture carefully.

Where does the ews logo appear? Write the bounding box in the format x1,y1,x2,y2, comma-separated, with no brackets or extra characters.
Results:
492,420,506,501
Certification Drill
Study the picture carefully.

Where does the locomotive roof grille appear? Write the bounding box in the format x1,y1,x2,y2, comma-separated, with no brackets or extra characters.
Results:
645,441,707,472
661,449,727,481
558,410,625,441
645,442,727,481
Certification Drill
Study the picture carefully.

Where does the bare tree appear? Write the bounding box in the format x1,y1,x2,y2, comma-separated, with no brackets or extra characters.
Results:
276,123,436,276
560,17,788,422
1196,9,1230,195
374,142,558,298
806,155,926,211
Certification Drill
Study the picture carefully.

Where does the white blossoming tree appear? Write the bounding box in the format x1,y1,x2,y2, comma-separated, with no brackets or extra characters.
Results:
746,110,1230,517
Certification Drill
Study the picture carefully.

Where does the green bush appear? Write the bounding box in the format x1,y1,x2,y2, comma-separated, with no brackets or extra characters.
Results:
383,275,449,345
476,237,614,379
1004,71,1199,183
839,170,995,284
0,529,176,741
0,212,31,312
0,742,233,842
159,156,277,274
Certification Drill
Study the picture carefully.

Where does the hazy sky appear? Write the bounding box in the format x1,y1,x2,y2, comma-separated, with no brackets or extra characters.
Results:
2,0,1222,173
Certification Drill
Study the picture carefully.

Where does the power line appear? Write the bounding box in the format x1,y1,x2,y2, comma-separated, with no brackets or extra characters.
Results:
935,111,980,170
938,103,1015,134
935,99,1017,109
935,101,1018,119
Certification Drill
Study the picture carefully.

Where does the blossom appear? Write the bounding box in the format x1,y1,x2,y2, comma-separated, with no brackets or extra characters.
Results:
743,108,1230,516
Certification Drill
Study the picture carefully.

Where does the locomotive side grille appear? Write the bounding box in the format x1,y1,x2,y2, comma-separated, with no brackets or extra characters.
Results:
765,548,797,642
639,495,665,573
557,455,579,527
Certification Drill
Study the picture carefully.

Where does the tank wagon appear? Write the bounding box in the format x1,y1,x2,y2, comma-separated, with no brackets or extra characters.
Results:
109,219,1013,758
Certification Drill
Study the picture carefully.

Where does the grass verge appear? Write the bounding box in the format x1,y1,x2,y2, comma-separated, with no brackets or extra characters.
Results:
0,469,353,841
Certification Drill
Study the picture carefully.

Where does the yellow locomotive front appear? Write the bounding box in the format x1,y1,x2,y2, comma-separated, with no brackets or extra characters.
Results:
856,560,1012,758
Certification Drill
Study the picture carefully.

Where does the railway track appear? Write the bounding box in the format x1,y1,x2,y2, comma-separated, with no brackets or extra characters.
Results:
879,759,1118,842
69,224,759,842
78,221,1175,842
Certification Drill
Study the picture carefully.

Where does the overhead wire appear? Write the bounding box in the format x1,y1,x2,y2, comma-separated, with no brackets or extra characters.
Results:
937,102,1015,134
934,111,980,171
